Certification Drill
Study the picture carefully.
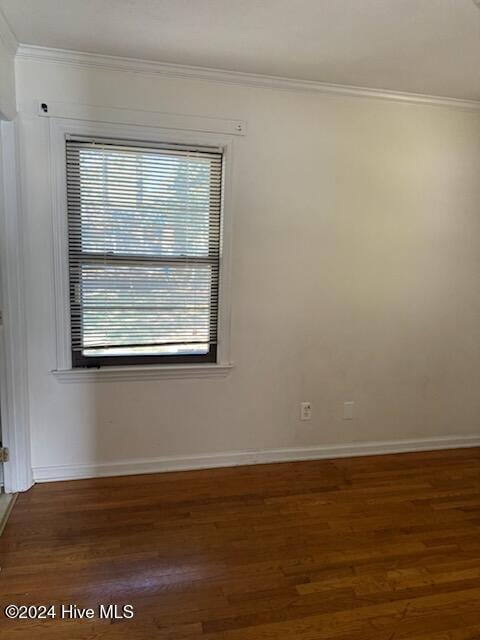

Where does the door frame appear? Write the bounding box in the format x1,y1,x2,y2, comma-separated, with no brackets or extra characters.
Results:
0,119,33,493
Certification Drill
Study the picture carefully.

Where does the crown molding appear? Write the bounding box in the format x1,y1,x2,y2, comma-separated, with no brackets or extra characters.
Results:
16,44,480,112
0,10,17,56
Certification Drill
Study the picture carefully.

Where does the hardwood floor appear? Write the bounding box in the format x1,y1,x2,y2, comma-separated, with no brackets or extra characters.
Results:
2,448,480,639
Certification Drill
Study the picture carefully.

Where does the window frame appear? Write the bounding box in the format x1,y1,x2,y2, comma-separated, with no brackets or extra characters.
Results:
49,118,234,378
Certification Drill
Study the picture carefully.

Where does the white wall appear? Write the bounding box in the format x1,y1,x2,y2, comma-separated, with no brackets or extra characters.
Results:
15,55,480,480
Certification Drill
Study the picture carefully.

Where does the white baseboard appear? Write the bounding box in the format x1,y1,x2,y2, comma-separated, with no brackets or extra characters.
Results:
32,434,480,482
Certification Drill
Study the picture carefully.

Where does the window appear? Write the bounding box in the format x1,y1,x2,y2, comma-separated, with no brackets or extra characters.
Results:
65,136,223,368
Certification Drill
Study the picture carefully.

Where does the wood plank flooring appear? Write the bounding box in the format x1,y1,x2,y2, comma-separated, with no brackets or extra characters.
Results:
2,448,480,639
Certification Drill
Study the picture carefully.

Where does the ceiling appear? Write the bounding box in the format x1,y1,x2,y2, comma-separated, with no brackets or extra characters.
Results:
1,0,480,100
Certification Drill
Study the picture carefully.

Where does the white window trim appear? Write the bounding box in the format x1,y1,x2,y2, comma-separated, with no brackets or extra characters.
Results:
49,116,234,382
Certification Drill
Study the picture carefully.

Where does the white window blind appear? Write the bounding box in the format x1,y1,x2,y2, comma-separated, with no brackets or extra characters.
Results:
65,136,223,367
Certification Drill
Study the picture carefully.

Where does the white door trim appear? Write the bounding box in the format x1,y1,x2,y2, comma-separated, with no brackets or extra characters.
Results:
0,120,33,493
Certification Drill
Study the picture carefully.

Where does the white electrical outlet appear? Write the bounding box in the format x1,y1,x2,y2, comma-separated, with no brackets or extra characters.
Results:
300,402,312,421
343,401,354,420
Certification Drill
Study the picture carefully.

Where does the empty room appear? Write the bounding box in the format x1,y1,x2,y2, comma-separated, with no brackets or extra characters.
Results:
1,1,480,638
